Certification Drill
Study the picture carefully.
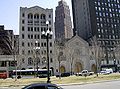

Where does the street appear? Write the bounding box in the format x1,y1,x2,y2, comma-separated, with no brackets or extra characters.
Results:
62,80,120,89
0,80,120,89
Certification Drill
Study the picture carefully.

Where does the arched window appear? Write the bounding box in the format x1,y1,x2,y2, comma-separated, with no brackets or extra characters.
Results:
28,13,33,19
34,13,39,19
28,57,33,65
41,14,46,19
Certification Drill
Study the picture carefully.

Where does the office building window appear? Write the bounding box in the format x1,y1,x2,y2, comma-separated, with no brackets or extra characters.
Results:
50,58,53,63
50,42,52,47
49,14,51,18
22,50,25,55
22,42,25,47
22,13,25,17
22,20,25,24
22,26,24,31
22,34,24,39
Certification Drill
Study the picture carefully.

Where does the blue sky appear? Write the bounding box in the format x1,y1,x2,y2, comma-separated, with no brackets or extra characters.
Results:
0,0,72,35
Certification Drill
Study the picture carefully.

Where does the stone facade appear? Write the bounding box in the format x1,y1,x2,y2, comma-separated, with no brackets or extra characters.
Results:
19,6,54,70
54,35,95,74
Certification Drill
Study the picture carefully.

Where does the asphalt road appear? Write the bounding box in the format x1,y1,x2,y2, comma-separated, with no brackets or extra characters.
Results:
1,80,120,89
62,80,120,89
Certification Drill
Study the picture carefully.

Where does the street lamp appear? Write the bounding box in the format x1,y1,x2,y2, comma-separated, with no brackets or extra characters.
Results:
114,59,116,72
35,41,40,77
42,21,53,83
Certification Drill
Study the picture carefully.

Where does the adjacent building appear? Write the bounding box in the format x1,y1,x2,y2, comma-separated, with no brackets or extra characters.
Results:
55,0,73,41
0,25,14,55
0,25,17,73
19,6,54,70
72,0,120,64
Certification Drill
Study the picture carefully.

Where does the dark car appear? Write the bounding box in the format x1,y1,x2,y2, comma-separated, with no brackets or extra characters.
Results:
61,72,70,77
22,83,63,89
56,72,71,77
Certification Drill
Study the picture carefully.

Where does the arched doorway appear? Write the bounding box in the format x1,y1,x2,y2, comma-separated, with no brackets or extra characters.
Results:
74,62,83,73
91,64,97,73
60,66,65,73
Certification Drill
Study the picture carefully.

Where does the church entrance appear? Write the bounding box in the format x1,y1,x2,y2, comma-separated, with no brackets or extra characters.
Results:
60,66,65,73
74,62,83,73
91,64,97,73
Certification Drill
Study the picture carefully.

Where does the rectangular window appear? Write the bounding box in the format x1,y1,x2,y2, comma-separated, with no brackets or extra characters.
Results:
22,42,24,47
22,13,25,17
50,42,52,47
22,20,24,24
49,14,51,18
22,26,24,31
22,34,24,39
28,27,30,31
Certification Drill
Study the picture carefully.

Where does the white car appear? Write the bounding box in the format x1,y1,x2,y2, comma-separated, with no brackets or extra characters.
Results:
100,68,113,74
76,70,94,76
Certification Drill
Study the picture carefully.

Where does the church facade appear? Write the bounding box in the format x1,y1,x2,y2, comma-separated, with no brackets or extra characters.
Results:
53,35,96,74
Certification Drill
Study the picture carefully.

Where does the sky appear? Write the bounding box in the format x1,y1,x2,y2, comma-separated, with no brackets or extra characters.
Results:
0,0,72,35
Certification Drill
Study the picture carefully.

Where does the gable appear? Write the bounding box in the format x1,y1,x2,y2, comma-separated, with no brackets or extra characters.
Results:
28,6,45,11
65,35,89,48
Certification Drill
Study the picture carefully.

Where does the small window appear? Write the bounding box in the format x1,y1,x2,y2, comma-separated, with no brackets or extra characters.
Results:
22,26,24,31
50,50,52,53
41,42,44,47
44,43,46,47
22,13,25,17
50,42,52,47
28,42,30,47
37,27,39,32
31,27,33,31
22,50,25,55
49,14,51,18
28,27,30,31
22,34,24,39
28,34,30,39
22,20,25,24
49,21,51,25
22,42,24,47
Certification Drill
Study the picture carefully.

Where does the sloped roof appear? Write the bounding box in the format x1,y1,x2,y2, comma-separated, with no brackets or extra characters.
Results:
65,34,89,46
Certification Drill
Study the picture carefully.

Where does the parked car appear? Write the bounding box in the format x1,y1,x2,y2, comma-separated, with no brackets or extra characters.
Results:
61,72,70,77
76,70,94,76
100,68,113,75
22,83,63,89
0,72,7,79
56,72,71,77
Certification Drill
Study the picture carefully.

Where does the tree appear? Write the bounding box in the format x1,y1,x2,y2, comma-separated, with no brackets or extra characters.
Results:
68,48,74,75
56,40,65,79
90,36,101,76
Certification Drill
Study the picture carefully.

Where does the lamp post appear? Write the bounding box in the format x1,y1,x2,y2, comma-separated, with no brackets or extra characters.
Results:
35,41,40,77
12,46,17,81
114,59,116,72
42,21,53,83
